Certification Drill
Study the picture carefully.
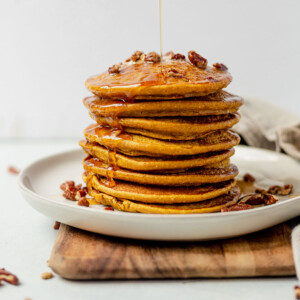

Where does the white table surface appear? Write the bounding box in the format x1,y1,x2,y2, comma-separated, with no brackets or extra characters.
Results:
0,139,298,300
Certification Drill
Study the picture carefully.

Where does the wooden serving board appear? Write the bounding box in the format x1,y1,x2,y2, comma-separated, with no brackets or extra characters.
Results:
49,223,295,280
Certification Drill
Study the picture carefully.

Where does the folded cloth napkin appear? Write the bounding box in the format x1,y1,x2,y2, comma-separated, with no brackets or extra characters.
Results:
235,97,300,279
234,97,300,161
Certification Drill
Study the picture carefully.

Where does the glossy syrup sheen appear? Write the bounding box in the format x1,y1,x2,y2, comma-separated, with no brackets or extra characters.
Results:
85,124,132,187
87,61,222,89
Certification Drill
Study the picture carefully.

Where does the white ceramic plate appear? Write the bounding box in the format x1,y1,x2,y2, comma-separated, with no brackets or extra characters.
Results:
18,145,300,241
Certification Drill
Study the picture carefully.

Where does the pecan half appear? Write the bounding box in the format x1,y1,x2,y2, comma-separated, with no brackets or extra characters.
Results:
244,193,264,205
62,189,76,201
145,52,161,63
131,50,144,62
267,184,293,195
164,51,174,58
278,184,293,195
41,272,53,280
213,63,228,71
167,68,184,78
188,51,207,69
8,166,20,175
0,269,19,285
75,189,87,201
78,197,90,207
171,53,185,60
221,203,254,212
60,180,75,191
53,221,61,230
243,173,255,183
263,193,279,205
60,181,88,202
267,185,280,194
108,64,121,74
245,193,278,206
295,286,300,300
255,188,268,195
105,206,114,211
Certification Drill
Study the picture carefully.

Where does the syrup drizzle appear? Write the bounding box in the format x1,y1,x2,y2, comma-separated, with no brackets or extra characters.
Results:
85,1,165,185
159,0,163,74
85,124,132,187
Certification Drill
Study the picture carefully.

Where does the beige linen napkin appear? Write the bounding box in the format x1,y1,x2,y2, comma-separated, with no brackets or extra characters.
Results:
234,97,300,161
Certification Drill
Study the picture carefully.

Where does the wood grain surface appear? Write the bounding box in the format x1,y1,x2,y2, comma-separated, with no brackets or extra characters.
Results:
49,223,295,280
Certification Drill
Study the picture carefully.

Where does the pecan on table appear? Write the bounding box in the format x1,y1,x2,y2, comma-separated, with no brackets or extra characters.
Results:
7,166,20,175
243,173,255,183
0,268,19,285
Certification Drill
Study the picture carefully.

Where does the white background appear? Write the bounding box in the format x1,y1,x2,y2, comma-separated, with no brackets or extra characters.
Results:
1,0,300,138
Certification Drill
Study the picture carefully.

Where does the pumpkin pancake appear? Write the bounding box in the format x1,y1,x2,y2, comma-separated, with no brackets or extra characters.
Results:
83,156,237,186
83,91,243,117
79,140,235,171
84,173,236,204
88,186,240,214
84,124,240,157
85,55,232,100
91,113,240,140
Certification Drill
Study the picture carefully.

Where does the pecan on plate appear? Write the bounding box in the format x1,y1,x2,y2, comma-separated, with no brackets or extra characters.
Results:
245,193,278,206
221,203,254,212
267,185,280,195
263,194,279,205
243,173,255,183
60,181,75,191
145,52,161,63
105,206,114,211
78,197,90,207
188,51,207,69
213,63,228,72
62,189,77,201
267,184,293,195
60,180,87,202
255,188,268,194
75,188,88,201
278,184,293,195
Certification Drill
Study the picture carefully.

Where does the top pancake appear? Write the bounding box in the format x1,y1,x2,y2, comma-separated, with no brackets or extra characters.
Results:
85,53,232,100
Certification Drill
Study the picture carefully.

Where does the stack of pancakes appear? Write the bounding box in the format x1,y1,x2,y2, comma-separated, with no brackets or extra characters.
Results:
80,51,243,214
